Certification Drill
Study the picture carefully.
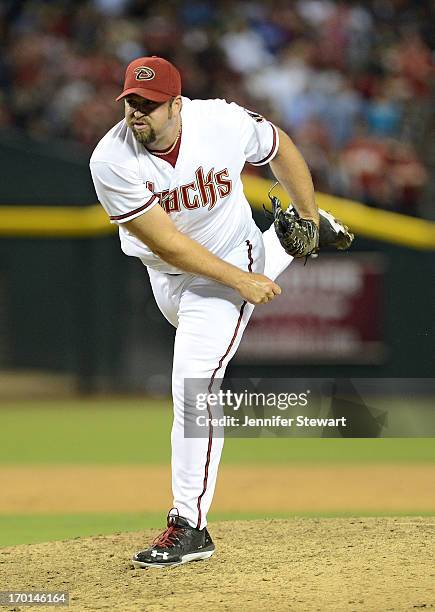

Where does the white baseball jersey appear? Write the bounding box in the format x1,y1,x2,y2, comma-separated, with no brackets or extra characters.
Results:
90,97,279,274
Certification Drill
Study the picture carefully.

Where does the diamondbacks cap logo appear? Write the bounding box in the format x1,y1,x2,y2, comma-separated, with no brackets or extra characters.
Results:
134,66,156,81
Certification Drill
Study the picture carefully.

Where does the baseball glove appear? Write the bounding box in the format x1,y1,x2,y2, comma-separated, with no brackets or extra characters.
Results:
264,193,319,258
264,188,354,258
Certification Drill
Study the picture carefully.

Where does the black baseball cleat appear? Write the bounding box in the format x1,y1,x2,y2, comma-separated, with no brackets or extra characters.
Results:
286,205,354,251
132,510,215,569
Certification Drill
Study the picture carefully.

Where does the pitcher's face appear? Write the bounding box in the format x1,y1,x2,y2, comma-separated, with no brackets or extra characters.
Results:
124,95,181,145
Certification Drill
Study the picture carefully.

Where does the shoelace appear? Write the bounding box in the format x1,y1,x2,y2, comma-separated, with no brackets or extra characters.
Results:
152,523,183,548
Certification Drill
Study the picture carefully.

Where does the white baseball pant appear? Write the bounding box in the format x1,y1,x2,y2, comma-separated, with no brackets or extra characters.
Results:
146,222,293,529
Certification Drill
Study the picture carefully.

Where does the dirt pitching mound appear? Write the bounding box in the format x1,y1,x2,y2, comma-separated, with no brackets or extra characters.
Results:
1,518,434,612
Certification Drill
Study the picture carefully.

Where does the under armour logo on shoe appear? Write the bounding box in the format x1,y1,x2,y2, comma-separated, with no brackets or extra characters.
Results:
151,550,169,559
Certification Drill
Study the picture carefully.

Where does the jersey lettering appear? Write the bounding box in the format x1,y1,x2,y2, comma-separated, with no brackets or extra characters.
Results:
244,108,265,123
181,182,200,210
159,189,170,208
196,167,217,211
163,189,181,213
215,168,232,197
145,167,233,214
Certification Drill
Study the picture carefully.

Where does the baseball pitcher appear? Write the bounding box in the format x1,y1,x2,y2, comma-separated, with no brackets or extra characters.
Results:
90,56,353,568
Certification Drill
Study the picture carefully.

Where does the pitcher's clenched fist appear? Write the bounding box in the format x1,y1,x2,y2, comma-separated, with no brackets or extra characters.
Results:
235,272,281,305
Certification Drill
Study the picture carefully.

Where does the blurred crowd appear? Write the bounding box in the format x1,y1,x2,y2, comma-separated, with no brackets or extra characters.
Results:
0,0,434,216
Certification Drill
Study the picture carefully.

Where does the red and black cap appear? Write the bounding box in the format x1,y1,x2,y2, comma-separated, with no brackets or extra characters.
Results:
116,56,181,103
